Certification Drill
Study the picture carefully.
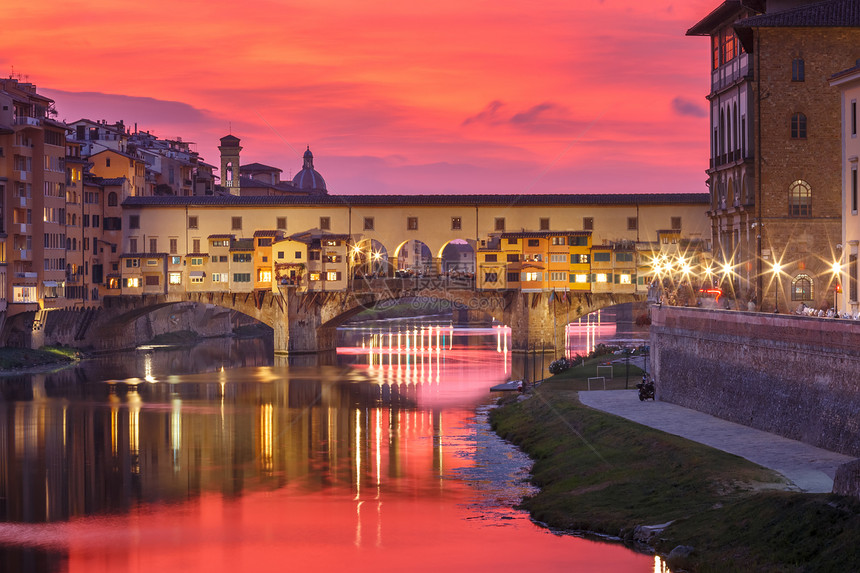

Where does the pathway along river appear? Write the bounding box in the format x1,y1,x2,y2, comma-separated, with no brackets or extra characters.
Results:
0,315,663,572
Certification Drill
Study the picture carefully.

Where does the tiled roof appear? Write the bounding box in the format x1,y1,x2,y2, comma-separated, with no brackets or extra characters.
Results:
123,193,709,208
185,252,210,257
208,234,235,239
119,252,167,259
253,230,281,237
99,177,127,186
241,162,283,173
737,0,860,28
500,231,592,238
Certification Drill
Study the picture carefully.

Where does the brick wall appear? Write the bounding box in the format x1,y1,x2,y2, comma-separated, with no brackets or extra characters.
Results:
651,305,860,456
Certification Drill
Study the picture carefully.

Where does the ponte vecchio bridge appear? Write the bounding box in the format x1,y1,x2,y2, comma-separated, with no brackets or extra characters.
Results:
68,192,710,354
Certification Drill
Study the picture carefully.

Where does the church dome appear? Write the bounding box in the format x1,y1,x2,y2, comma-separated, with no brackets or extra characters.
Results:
292,146,327,191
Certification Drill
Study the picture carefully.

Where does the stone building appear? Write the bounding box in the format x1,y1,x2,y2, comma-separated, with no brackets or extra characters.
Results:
689,0,860,310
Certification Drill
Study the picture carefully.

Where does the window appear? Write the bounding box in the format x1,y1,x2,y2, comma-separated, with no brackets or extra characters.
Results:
618,274,632,284
233,273,251,282
616,252,634,262
233,253,252,263
484,272,498,282
627,217,637,231
259,270,272,283
309,273,321,281
231,216,242,230
852,100,857,137
188,216,198,229
507,272,519,283
850,254,858,302
277,217,287,230
191,257,203,266
853,166,858,214
325,271,341,281
106,157,111,167
550,271,567,281
146,259,158,266
364,217,374,231
569,236,588,247
573,254,590,264
540,218,550,231
309,251,321,261
211,239,229,247
792,58,805,82
495,218,505,232
171,256,181,265
320,217,330,230
583,217,593,231
129,238,138,253
593,252,611,262
169,272,182,285
551,236,565,246
407,217,418,230
791,274,813,301
145,275,160,286
295,251,302,259
522,272,542,281
789,180,812,217
791,113,807,139
129,215,140,229
108,192,117,206
212,273,224,283
527,239,539,247
595,273,609,283
149,238,157,253
451,217,461,230
484,254,498,262
550,254,566,263
573,274,588,284
506,254,519,263
190,276,204,284
193,239,201,253
671,217,682,230
124,277,140,288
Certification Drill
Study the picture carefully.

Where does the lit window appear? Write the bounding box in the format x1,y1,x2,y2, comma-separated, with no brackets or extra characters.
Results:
789,180,811,217
259,270,272,283
310,273,321,281
326,271,339,281
168,272,182,285
619,274,632,284
596,273,608,283
126,277,141,288
575,274,588,283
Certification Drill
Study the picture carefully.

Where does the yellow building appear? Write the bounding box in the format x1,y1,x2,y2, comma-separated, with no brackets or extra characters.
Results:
273,237,308,291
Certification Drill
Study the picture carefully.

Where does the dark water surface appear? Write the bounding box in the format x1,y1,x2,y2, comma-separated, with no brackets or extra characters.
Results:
0,322,664,572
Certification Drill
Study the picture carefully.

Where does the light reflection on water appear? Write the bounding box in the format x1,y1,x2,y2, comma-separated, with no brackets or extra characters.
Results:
0,322,660,572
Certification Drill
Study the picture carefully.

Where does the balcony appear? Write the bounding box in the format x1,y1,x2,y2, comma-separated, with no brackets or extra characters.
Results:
16,249,32,261
17,170,29,181
14,116,40,127
12,223,30,235
16,196,30,208
14,272,37,279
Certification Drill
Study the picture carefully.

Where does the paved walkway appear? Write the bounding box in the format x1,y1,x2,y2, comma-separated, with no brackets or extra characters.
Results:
578,390,855,493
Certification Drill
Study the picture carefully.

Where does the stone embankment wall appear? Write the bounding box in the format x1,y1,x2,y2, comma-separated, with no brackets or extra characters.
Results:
650,306,860,458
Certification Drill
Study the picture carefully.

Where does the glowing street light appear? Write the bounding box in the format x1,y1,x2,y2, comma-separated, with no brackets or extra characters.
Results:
772,261,782,313
832,259,842,315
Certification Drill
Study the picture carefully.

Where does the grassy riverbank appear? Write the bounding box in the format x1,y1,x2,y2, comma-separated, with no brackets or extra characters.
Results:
0,346,80,371
490,376,860,572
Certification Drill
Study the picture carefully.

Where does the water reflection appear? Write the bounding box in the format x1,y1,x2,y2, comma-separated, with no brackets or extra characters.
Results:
0,325,658,572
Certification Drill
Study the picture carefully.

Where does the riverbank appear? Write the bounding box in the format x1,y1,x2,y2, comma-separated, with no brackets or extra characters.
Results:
490,379,860,572
0,346,81,372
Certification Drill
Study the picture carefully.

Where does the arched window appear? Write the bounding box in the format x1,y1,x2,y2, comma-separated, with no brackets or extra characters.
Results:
791,113,807,139
720,109,726,156
789,180,811,217
108,192,117,206
791,274,813,301
733,102,739,152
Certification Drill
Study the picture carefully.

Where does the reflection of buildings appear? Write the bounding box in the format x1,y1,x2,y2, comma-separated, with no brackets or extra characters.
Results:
0,362,478,524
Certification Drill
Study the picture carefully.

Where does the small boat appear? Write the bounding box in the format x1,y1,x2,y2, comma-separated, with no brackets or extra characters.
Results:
490,380,524,392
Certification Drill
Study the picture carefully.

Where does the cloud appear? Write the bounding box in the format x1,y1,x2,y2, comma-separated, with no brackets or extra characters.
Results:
671,96,707,118
462,100,505,126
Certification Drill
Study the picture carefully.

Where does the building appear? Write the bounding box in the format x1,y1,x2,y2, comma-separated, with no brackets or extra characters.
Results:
689,0,860,310
830,62,860,314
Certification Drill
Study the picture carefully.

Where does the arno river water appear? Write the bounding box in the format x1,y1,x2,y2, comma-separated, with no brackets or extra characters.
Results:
0,307,663,572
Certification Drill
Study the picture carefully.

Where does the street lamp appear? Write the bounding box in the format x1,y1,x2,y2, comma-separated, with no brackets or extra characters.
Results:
772,262,782,313
832,259,842,315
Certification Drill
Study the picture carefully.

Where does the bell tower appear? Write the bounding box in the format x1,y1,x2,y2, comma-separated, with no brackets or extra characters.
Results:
219,134,242,195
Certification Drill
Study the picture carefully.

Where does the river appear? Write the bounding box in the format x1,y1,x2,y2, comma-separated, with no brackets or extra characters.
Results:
0,308,665,572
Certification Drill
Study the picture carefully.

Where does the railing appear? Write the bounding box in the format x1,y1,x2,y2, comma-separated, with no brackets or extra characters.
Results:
13,223,30,234
16,249,32,261
14,116,40,127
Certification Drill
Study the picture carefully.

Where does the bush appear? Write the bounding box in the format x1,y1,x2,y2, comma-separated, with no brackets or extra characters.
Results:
548,357,571,374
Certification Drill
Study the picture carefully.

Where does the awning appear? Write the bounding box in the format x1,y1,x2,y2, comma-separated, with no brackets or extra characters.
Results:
190,271,205,278
43,281,58,287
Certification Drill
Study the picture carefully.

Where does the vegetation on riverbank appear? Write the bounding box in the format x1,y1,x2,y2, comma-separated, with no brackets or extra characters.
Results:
0,346,80,371
490,377,860,572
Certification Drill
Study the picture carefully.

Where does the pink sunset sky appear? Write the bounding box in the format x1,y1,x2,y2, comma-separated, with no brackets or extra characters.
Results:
3,0,716,195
